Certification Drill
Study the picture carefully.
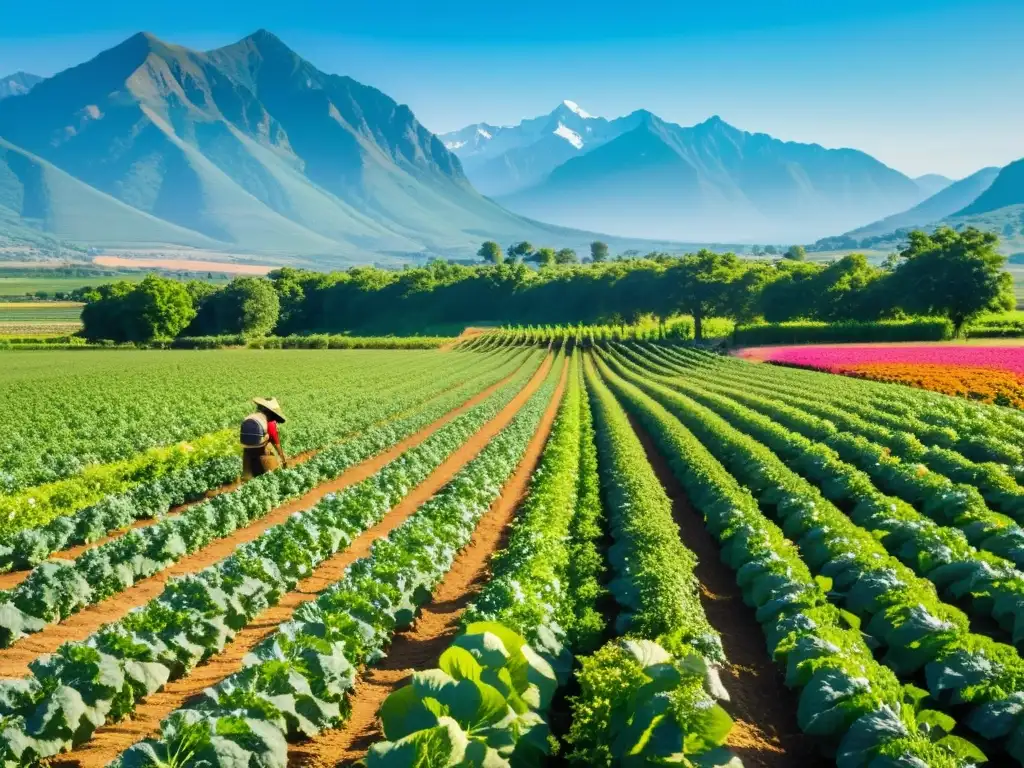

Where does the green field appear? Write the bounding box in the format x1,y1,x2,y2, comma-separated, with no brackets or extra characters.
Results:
0,274,147,297
0,302,84,322
4,343,1024,765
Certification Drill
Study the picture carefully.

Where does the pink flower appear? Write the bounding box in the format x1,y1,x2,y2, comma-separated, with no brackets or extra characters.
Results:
753,344,1024,376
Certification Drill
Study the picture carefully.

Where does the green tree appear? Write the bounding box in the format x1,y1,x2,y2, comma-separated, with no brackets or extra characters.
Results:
555,247,578,264
477,241,504,264
81,280,136,341
664,250,745,341
127,275,197,341
750,245,763,257
221,277,281,336
784,244,806,261
530,247,557,267
763,245,778,256
590,241,610,262
892,226,1014,333
507,241,534,263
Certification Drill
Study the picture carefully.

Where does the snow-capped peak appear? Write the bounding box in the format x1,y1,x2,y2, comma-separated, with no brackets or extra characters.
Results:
444,140,467,150
554,122,584,149
562,100,592,119
477,128,492,139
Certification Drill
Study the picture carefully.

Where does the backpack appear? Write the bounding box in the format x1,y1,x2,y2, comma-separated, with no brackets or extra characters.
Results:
240,412,269,447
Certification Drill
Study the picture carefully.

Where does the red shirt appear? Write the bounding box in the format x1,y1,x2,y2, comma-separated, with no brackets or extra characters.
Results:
267,420,281,448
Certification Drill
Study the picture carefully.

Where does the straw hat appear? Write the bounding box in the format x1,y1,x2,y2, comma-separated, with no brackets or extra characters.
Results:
253,397,286,423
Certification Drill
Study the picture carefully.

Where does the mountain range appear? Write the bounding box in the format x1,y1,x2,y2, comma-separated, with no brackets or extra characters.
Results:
3,35,1018,262
442,104,942,243
0,72,43,101
0,33,635,264
844,167,1002,239
810,155,1024,255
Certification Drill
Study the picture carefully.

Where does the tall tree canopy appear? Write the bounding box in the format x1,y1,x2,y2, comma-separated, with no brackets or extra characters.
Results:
891,227,1014,332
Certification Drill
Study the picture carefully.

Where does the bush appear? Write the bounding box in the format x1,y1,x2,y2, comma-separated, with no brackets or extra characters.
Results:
170,335,247,350
733,318,954,346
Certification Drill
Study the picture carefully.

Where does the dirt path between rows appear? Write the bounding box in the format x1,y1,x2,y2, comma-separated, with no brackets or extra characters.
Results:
288,357,567,768
0,359,532,678
52,354,553,768
626,415,826,768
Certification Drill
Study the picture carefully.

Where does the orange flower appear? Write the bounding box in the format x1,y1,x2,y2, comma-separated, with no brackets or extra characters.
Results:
842,363,1024,409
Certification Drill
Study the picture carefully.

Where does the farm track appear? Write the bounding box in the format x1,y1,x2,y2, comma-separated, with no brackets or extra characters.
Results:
0,357,529,676
625,413,827,768
288,355,569,768
51,353,554,768
0,356,510,592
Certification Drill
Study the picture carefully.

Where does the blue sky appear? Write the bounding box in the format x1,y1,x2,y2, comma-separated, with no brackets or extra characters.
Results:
2,0,1021,178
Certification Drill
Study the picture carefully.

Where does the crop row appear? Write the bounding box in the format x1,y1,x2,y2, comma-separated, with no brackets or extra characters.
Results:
0,349,520,575
614,347,1024,645
0,349,469,495
570,355,738,766
652,344,1024,514
605,348,1024,760
596,353,984,766
362,352,607,765
1,348,506,540
602,350,1024,765
625,345,1024,575
0,349,537,648
0,351,546,765
112,354,565,767
366,352,584,764
663,345,1024,468
0,431,238,540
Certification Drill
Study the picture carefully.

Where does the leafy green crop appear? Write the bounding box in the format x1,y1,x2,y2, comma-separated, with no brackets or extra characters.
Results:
111,356,563,768
0,351,541,765
595,351,984,766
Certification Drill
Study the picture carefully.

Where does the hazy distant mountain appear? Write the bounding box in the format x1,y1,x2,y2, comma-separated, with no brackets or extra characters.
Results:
957,159,1024,217
0,137,222,247
493,111,925,243
846,166,1001,238
914,173,953,197
439,101,640,196
0,72,43,101
0,32,609,262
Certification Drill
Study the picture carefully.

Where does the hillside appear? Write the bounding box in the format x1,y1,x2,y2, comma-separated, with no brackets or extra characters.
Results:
958,159,1024,216
495,112,925,243
0,32,624,263
846,166,1000,238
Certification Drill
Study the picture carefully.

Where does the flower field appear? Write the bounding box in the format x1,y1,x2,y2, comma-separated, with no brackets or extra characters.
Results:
8,338,1024,766
740,343,1024,406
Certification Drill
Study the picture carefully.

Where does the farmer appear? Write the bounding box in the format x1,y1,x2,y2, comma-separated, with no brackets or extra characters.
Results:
240,397,289,479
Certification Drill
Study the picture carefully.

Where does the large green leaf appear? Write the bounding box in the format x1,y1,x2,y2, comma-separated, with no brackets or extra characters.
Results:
379,685,443,741
434,679,510,735
439,646,484,683
933,734,988,763
365,716,470,767
455,627,514,670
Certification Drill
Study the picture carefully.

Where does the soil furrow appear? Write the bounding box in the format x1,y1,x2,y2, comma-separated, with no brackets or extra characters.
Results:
288,357,568,768
0,358,529,677
625,414,827,768
50,354,553,768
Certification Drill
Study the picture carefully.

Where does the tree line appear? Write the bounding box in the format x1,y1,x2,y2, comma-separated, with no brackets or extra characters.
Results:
80,227,1013,343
